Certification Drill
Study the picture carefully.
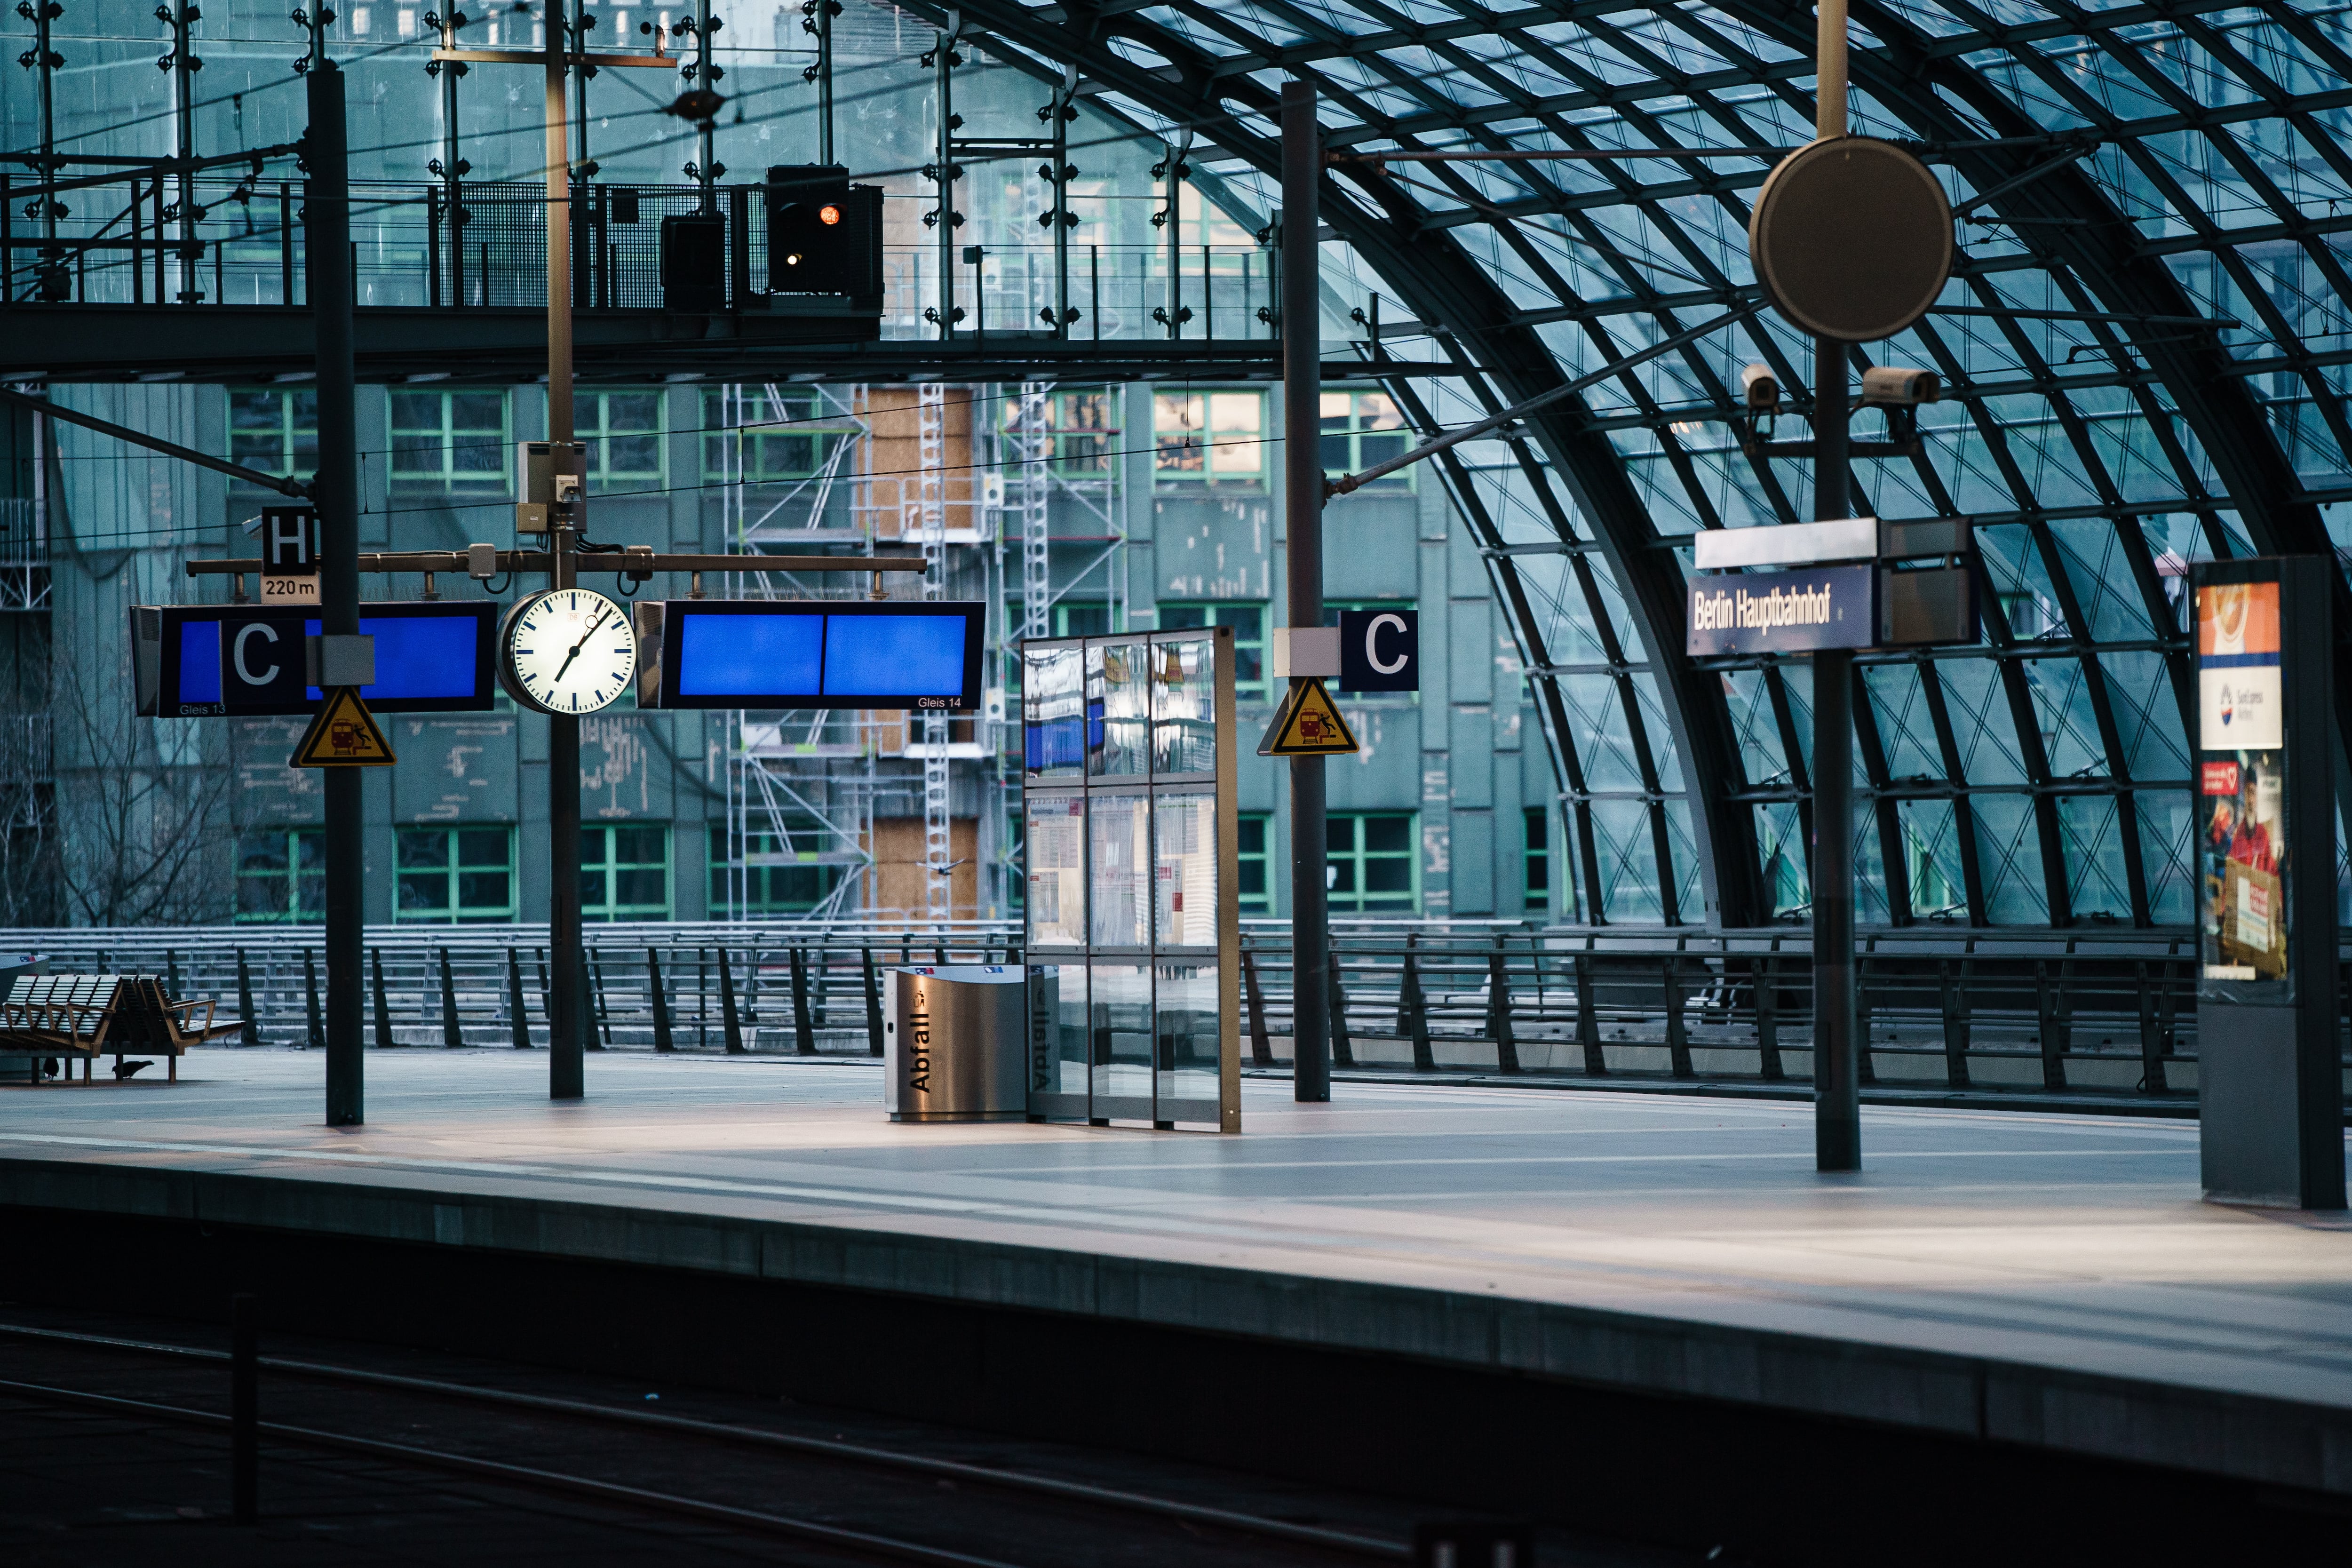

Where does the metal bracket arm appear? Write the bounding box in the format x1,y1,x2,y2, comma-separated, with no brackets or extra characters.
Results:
185,551,926,577
0,384,309,499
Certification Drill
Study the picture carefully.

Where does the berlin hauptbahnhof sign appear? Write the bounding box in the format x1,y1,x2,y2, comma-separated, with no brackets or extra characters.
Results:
1685,517,1978,657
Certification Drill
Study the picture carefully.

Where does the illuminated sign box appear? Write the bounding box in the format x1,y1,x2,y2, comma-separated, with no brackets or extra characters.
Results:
133,603,496,718
637,599,984,710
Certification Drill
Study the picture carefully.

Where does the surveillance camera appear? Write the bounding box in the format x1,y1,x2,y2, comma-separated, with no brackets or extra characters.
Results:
1861,366,1940,406
1739,363,1779,412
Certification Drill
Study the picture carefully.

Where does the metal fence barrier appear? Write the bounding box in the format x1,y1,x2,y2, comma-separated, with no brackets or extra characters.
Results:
0,920,2341,1106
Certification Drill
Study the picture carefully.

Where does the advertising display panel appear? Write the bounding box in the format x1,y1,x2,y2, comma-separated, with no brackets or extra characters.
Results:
2195,578,2289,990
1020,629,1239,1133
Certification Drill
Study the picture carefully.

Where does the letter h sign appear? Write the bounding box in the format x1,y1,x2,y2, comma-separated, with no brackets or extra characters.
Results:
263,506,321,571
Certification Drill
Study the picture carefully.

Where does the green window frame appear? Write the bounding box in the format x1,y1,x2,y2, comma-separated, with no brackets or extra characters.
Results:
1524,806,1550,913
1153,390,1265,488
1320,390,1415,491
1326,812,1419,915
389,390,511,495
1006,387,1119,477
228,388,318,493
1157,602,1267,702
235,827,324,923
701,387,858,485
1237,812,1272,916
395,825,517,923
708,823,844,917
582,824,672,921
580,390,667,493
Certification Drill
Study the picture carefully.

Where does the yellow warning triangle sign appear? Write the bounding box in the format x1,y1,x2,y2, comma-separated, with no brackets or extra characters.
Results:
1257,677,1360,756
290,686,397,768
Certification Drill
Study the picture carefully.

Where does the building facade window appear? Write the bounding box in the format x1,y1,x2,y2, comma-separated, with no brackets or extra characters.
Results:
1237,812,1272,916
701,387,858,485
228,389,318,492
1157,603,1266,701
1153,390,1265,488
235,828,324,923
1327,812,1418,914
1524,806,1550,913
395,826,516,922
708,824,844,916
582,824,671,920
580,390,666,493
1320,391,1414,490
1054,602,1113,637
1004,387,1118,477
389,390,510,495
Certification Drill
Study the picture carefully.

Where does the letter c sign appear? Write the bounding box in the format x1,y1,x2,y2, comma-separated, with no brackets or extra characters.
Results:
1338,607,1419,693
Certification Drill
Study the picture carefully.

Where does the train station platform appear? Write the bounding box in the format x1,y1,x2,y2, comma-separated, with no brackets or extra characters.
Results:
0,1049,2346,1561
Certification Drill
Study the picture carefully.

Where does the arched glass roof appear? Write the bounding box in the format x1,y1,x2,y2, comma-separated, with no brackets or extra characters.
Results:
939,0,2352,931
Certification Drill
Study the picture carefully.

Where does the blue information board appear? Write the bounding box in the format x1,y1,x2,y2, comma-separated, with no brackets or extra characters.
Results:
135,602,496,718
649,600,983,710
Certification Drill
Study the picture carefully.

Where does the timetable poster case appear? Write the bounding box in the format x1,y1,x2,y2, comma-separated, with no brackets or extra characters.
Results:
1018,629,1240,1134
2194,568,2293,999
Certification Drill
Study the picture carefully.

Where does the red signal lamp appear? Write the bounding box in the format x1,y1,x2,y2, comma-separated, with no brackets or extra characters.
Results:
818,203,842,226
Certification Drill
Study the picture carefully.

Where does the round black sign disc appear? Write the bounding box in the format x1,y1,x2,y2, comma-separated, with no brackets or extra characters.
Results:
1748,136,1953,342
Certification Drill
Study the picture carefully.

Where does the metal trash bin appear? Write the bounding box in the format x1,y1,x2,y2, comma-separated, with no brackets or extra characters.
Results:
883,965,1026,1122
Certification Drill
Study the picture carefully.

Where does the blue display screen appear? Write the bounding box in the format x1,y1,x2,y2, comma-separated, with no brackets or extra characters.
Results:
661,603,978,708
179,619,222,704
676,613,823,698
304,613,480,702
821,613,967,696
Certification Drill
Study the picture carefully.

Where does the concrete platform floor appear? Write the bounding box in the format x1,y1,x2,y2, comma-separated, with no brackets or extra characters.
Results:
2,1049,2349,1499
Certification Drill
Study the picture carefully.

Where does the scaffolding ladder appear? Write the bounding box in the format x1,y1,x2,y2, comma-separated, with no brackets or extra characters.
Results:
916,382,953,931
1013,383,1052,645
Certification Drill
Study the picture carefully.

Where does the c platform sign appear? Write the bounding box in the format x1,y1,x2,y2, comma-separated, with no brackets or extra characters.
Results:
1338,607,1418,693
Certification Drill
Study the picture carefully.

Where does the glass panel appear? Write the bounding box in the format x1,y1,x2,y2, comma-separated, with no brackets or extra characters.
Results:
1151,637,1217,775
1089,962,1153,1109
1092,640,1149,776
1021,645,1085,778
1153,791,1217,948
1025,795,1086,949
1154,959,1219,1111
1088,795,1151,947
1027,964,1089,1104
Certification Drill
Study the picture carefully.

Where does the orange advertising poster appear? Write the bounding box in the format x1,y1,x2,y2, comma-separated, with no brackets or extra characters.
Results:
2196,580,2280,658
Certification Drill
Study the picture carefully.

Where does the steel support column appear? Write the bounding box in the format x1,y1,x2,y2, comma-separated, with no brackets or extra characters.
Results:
1281,81,1329,1104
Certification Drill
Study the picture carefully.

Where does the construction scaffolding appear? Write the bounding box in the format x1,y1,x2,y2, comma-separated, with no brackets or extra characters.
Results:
706,380,1130,931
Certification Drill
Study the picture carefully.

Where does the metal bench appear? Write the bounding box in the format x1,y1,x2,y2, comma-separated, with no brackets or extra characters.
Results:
0,975,243,1084
0,975,123,1083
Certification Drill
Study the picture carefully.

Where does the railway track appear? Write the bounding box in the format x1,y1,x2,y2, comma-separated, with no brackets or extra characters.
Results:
0,1317,1413,1568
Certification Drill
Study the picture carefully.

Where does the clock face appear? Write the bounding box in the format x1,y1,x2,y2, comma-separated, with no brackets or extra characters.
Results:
501,589,637,716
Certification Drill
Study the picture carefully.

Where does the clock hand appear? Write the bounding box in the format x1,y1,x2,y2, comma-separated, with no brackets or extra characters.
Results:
549,605,610,685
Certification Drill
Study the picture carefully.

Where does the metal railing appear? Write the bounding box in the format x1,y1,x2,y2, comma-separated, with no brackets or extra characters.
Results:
3,919,2339,1106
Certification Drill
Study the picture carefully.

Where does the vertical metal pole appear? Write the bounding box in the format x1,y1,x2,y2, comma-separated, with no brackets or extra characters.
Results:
813,0,834,165
691,0,716,212
1281,80,1328,1105
1049,71,1071,338
310,63,364,1129
230,1292,257,1523
1810,0,1858,1173
934,30,955,338
547,37,585,1100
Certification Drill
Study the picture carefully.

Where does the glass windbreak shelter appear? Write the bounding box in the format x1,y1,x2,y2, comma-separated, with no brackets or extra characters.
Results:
1024,629,1240,1133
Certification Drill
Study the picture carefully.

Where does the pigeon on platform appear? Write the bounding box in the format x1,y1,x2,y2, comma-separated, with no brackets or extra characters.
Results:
112,1060,151,1080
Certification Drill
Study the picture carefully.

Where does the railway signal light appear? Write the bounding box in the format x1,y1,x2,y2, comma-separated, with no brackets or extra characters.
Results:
766,163,881,296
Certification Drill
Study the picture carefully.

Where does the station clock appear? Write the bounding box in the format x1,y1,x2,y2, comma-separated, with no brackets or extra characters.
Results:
497,588,638,716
